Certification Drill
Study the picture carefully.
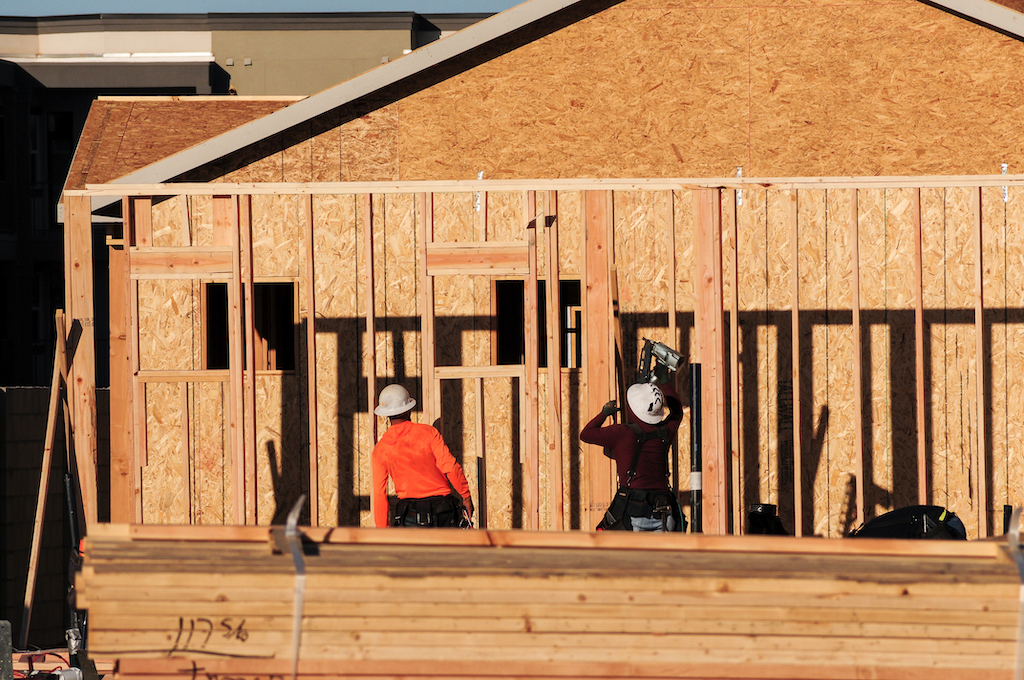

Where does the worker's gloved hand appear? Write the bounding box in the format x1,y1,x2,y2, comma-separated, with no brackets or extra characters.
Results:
601,400,618,417
654,362,671,385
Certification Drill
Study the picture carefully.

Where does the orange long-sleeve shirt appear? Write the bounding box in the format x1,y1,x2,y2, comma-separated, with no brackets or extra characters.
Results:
371,420,471,528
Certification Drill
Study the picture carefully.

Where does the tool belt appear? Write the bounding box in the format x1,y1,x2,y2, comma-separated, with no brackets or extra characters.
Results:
597,488,683,532
391,494,467,528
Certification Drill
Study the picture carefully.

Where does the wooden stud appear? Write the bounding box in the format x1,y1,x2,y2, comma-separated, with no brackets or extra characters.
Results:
363,193,377,441
181,381,192,523
240,195,257,525
304,194,319,527
229,196,246,525
913,188,927,506
973,187,988,538
524,191,540,530
475,377,485,529
694,188,727,534
417,193,437,426
789,190,803,537
109,200,132,524
851,189,865,528
180,196,191,247
133,196,152,248
584,190,614,526
65,194,99,528
545,190,564,530
729,190,741,534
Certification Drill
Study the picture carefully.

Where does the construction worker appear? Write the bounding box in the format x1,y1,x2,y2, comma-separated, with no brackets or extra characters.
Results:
581,376,683,532
371,383,474,528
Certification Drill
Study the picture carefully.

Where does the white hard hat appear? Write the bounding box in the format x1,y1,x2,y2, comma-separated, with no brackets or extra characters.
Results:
626,382,666,424
374,384,416,417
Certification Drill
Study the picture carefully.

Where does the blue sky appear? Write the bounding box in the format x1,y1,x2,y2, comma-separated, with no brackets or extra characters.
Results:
0,0,520,15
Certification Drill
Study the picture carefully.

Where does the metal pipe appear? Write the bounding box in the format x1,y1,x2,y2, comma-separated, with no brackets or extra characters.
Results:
690,363,702,533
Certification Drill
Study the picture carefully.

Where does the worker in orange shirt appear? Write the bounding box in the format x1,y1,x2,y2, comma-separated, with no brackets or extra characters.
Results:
371,383,474,528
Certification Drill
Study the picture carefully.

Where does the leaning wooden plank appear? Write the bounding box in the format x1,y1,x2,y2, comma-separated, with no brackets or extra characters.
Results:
425,242,530,275
19,311,67,647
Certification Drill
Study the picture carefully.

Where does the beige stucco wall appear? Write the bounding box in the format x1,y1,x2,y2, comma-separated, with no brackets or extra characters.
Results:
213,30,413,95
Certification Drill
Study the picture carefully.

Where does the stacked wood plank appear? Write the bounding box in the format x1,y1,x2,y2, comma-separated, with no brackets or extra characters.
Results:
77,524,1023,679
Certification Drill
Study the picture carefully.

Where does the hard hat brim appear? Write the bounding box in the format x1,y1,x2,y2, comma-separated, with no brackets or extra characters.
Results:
374,398,416,417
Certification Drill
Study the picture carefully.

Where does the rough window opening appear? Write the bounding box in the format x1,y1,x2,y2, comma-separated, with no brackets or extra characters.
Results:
494,279,582,368
205,282,296,371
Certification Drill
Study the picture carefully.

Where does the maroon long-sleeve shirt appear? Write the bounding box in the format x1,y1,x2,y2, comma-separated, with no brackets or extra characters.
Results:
579,382,682,490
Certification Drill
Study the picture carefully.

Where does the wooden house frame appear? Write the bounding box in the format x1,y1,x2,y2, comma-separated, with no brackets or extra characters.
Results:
61,0,1024,538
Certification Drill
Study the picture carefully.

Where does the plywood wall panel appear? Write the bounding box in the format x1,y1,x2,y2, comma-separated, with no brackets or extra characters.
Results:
189,196,215,247
282,135,311,183
252,195,301,278
138,279,196,372
557,191,582,278
253,375,304,525
1004,188,1024,514
311,114,342,183
797,189,827,535
340,108,400,182
939,188,978,537
824,189,856,537
487,191,525,242
396,5,748,181
483,377,516,529
150,197,187,248
142,382,187,524
312,195,361,526
194,382,229,525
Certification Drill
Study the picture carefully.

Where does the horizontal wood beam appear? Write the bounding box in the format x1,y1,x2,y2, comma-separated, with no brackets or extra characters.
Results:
137,370,231,383
71,174,1024,197
129,248,234,278
434,365,526,380
426,242,530,276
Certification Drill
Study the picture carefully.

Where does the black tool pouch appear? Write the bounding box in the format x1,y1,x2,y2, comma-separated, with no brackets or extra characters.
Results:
596,487,632,531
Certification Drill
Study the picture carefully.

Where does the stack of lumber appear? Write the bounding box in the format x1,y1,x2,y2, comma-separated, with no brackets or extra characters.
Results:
77,524,1023,679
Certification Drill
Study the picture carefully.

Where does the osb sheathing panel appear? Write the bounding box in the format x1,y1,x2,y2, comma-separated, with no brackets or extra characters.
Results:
142,382,186,524
251,195,301,278
556,191,583,277
938,188,978,537
378,193,421,385
339,108,400,182
486,192,525,242
311,194,362,527
190,196,216,248
151,196,188,248
1004,188,1024,514
252,375,304,525
138,279,196,372
194,382,229,525
823,189,855,538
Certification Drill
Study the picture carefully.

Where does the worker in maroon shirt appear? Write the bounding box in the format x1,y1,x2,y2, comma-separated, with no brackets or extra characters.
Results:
581,377,684,532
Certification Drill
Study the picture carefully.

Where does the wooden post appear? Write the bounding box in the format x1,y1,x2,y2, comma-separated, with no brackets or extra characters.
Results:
109,199,132,524
20,310,67,648
240,195,257,525
913,188,927,506
363,194,378,526
524,192,540,530
973,187,988,538
545,190,564,530
693,188,727,534
851,189,865,528
64,194,98,528
584,190,614,527
789,190,803,537
303,195,319,526
229,196,246,525
417,193,437,426
729,190,742,534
